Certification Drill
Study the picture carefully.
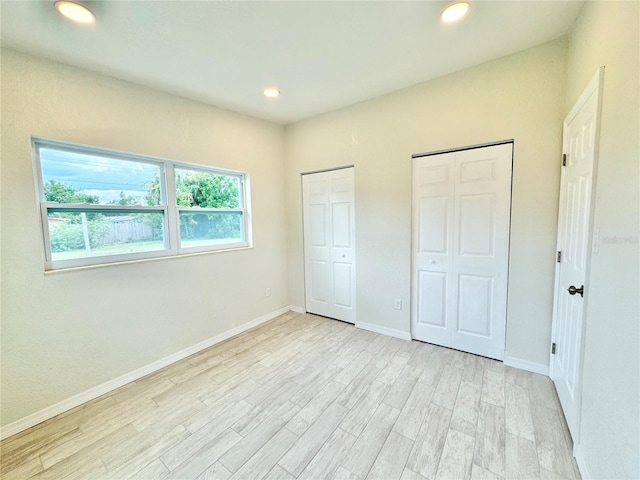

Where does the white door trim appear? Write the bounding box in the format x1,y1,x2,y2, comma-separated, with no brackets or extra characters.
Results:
549,67,604,449
301,165,355,176
412,139,515,159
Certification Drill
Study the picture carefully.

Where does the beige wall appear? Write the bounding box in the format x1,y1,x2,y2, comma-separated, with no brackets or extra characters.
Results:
0,49,288,426
285,39,567,367
3,10,638,479
565,2,640,478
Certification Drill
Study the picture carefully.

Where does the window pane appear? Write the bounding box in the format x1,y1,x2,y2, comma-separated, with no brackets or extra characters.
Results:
40,148,162,206
179,211,243,248
48,211,165,261
174,168,240,208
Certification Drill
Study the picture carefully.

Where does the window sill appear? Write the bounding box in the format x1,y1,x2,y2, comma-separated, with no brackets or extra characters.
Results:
43,244,253,274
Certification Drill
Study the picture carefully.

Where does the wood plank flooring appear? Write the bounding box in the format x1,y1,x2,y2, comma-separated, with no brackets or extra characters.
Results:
0,312,581,480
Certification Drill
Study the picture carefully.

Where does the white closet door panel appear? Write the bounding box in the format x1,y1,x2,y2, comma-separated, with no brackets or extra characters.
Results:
412,153,455,347
414,270,448,345
452,144,512,359
310,261,329,303
303,168,356,323
457,274,493,336
458,193,495,257
303,176,332,317
331,203,351,248
412,144,512,360
333,262,353,308
418,196,449,254
308,204,328,247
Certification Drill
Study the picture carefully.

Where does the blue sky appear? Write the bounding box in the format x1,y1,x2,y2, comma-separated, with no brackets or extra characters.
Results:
41,148,159,204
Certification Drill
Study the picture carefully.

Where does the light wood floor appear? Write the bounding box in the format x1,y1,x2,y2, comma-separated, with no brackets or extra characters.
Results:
1,312,581,480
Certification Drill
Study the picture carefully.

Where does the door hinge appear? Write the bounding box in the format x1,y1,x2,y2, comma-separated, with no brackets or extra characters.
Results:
557,251,561,263
552,343,556,354
562,154,567,166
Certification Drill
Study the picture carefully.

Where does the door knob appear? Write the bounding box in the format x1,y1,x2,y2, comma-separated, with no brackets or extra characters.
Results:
567,285,584,297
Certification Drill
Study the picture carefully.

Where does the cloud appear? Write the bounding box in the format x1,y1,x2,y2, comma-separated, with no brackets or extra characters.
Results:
41,148,158,196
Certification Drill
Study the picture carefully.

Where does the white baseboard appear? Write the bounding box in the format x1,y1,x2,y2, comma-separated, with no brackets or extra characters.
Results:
289,305,306,314
574,444,588,479
0,305,293,441
355,321,412,341
503,355,549,376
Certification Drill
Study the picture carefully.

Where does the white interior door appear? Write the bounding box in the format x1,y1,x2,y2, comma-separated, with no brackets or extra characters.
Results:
551,68,603,442
303,167,356,323
412,143,513,360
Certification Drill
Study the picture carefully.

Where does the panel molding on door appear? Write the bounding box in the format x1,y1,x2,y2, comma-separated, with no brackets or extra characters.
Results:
303,167,356,323
412,143,513,360
413,153,455,346
550,68,603,444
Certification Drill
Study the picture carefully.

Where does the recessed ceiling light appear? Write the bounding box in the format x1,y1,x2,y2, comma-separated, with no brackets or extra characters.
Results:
263,88,280,98
54,1,95,25
441,2,470,23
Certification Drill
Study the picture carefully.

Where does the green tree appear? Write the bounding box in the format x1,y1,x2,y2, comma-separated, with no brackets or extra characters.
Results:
144,171,241,241
45,181,110,251
175,171,239,208
110,191,142,206
174,172,240,240
145,171,240,208
145,173,162,206
44,180,99,204
45,180,102,222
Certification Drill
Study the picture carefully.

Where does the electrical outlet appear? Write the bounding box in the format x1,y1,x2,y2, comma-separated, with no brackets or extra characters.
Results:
394,299,402,310
266,287,271,297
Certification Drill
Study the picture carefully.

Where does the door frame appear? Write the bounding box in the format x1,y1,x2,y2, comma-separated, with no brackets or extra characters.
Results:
549,67,604,449
410,140,514,357
301,165,356,321
301,165,354,176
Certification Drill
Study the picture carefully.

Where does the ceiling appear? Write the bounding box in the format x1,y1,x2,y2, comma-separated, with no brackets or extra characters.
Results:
0,1,583,124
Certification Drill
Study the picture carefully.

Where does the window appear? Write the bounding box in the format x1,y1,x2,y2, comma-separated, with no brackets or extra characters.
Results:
33,137,251,270
174,167,245,249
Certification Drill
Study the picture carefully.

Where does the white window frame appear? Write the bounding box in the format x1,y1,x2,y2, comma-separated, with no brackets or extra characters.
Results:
173,164,248,255
32,137,251,271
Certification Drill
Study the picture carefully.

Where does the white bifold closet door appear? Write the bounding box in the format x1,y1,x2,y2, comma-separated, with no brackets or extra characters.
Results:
302,167,356,323
411,143,513,360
